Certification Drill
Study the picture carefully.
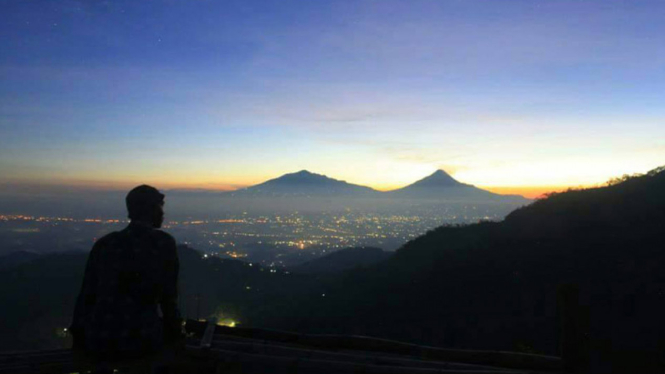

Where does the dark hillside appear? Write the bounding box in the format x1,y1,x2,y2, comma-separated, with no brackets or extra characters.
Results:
291,247,393,274
0,252,86,351
262,167,665,372
503,166,665,237
0,245,323,351
0,250,41,269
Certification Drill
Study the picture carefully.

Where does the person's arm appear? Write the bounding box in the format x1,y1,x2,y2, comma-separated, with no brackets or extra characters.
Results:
70,240,101,349
160,234,183,343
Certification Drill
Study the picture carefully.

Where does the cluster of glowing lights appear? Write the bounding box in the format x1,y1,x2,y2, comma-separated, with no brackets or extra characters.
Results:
0,214,125,224
225,251,247,258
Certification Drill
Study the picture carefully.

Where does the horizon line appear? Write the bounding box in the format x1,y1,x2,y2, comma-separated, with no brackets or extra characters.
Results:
0,169,592,199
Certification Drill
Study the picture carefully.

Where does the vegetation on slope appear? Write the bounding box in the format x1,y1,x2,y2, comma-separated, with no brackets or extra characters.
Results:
257,167,665,371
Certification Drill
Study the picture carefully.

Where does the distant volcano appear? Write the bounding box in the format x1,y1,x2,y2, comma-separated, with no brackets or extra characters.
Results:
225,170,379,197
388,170,528,202
222,169,528,202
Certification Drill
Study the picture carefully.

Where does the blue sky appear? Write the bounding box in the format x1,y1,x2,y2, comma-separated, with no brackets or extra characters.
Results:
1,0,664,194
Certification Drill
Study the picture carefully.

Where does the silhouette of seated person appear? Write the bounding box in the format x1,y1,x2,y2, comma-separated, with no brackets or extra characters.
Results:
70,185,184,362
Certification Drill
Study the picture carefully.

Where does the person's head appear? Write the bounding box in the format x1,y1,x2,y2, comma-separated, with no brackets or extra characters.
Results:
125,185,165,228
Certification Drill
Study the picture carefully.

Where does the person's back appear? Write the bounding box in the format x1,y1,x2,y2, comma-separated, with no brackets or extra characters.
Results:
70,185,183,361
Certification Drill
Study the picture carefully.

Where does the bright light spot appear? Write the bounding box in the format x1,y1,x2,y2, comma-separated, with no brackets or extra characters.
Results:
216,319,238,328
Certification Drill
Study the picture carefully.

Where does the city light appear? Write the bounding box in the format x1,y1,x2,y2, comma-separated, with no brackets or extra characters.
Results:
0,205,518,269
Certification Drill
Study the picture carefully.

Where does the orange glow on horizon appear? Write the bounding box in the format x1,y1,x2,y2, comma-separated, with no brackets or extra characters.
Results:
482,186,579,199
2,178,587,199
2,174,601,199
374,184,579,198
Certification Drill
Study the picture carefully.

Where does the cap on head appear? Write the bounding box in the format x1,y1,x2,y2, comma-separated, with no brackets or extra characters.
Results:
126,185,164,221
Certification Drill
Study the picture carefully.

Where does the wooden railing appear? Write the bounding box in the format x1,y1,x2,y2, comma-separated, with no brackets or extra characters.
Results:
0,319,566,374
0,285,591,373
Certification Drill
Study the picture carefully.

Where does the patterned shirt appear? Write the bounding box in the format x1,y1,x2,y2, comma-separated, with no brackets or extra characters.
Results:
71,222,182,358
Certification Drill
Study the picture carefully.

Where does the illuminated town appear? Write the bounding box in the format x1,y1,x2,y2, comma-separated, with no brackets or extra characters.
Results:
0,202,518,268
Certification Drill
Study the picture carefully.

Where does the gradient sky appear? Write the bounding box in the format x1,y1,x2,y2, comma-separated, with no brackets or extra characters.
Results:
1,0,664,197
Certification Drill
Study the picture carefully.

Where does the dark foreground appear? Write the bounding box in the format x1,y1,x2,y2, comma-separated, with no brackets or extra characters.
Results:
0,319,563,374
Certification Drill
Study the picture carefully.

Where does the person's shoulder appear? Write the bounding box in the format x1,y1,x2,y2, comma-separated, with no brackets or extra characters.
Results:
93,231,121,247
149,229,176,247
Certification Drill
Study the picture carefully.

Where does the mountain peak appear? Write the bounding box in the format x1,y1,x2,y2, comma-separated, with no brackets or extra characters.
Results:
390,170,529,201
431,169,452,178
415,169,464,187
293,170,315,176
278,170,329,182
227,170,378,197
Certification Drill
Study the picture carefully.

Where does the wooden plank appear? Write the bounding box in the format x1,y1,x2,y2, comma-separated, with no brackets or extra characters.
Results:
0,354,78,366
1,321,561,373
207,339,517,372
187,346,530,374
0,349,68,357
210,325,563,372
209,334,536,372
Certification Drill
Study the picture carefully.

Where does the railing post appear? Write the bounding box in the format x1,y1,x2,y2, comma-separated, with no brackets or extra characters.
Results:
200,318,217,349
557,283,589,372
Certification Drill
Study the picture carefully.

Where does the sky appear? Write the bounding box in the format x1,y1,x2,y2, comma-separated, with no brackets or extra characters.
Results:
1,0,664,198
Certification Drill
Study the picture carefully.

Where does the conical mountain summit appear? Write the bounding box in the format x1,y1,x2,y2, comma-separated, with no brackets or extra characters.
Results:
389,170,527,202
402,169,469,188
